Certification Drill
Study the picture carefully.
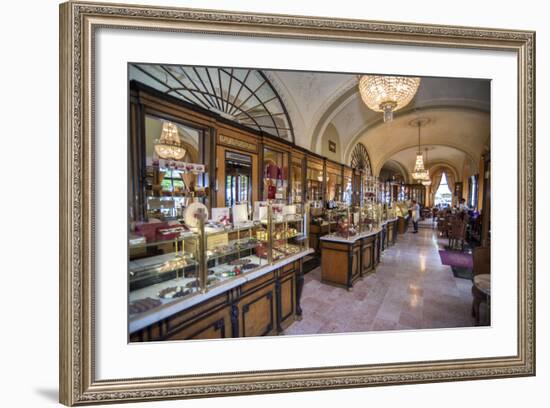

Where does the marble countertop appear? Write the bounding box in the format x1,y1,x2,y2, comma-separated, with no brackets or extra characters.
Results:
129,248,314,334
320,227,382,244
319,218,398,244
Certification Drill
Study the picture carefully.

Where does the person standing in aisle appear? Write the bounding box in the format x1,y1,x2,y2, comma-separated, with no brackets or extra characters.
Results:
410,200,420,233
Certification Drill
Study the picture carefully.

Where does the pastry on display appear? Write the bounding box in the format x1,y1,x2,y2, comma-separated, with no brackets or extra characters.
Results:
157,286,191,299
255,244,268,259
154,256,188,273
256,229,268,241
185,276,220,289
280,245,301,256
228,258,251,266
205,221,225,233
241,263,259,271
129,297,162,315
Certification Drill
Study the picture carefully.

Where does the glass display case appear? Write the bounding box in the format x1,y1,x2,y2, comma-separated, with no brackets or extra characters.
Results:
290,155,304,214
268,202,309,262
129,228,200,317
343,169,353,206
128,202,308,321
263,146,288,201
203,222,269,288
395,201,410,218
362,175,378,206
326,203,358,239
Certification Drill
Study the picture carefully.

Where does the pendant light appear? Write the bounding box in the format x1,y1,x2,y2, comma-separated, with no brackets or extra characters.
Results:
411,119,429,181
358,75,421,122
154,121,186,160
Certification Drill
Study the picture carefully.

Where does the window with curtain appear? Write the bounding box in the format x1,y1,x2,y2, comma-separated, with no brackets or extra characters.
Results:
435,172,453,207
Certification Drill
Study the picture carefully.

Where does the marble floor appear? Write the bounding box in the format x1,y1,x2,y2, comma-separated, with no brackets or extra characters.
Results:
284,222,480,335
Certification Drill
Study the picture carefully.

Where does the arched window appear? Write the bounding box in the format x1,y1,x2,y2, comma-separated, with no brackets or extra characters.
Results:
130,64,294,142
435,172,453,207
350,143,372,176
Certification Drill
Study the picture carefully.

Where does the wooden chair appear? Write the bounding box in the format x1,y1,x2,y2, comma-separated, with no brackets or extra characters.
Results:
471,246,491,325
436,212,448,236
448,218,467,250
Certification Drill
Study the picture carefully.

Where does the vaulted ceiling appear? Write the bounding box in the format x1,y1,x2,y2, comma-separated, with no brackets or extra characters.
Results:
264,71,490,182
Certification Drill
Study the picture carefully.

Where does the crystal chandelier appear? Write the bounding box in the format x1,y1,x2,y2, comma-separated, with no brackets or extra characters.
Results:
154,121,186,160
411,120,429,181
358,75,421,122
421,148,432,186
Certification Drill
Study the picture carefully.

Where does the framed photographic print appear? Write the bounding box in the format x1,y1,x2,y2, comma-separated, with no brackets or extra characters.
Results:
59,1,535,405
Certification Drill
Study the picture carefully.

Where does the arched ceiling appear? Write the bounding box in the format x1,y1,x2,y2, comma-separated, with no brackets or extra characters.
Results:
264,71,491,161
263,72,490,178
354,109,489,178
263,70,355,150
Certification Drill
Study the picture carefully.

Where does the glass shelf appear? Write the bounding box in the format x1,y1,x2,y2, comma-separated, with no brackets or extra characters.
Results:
129,232,197,250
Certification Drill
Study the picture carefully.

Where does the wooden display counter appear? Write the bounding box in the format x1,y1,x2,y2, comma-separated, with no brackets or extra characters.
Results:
320,228,381,290
130,250,312,342
319,219,398,290
397,216,410,234
386,218,398,247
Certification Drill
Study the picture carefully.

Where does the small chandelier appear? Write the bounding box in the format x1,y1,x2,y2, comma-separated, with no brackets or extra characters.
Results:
411,119,429,181
358,75,421,122
154,121,186,160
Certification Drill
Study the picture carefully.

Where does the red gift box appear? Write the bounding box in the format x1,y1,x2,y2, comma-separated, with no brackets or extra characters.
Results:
135,222,167,242
156,226,184,241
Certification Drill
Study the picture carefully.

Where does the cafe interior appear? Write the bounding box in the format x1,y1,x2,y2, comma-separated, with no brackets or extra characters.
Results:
127,64,491,342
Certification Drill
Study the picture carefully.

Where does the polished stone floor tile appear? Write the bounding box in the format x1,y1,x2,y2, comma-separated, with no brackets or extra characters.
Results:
284,224,480,336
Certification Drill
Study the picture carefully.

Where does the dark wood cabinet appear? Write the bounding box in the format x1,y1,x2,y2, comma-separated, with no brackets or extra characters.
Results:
321,240,361,290
277,264,297,331
361,235,375,276
165,306,232,341
397,216,409,234
386,220,397,247
238,283,277,337
130,260,303,342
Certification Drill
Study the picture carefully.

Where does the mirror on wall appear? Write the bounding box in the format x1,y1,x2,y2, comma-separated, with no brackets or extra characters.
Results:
143,114,204,220
326,171,342,202
306,166,324,205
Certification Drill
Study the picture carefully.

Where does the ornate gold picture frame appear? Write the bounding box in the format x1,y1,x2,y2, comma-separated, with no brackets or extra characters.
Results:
59,1,535,405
